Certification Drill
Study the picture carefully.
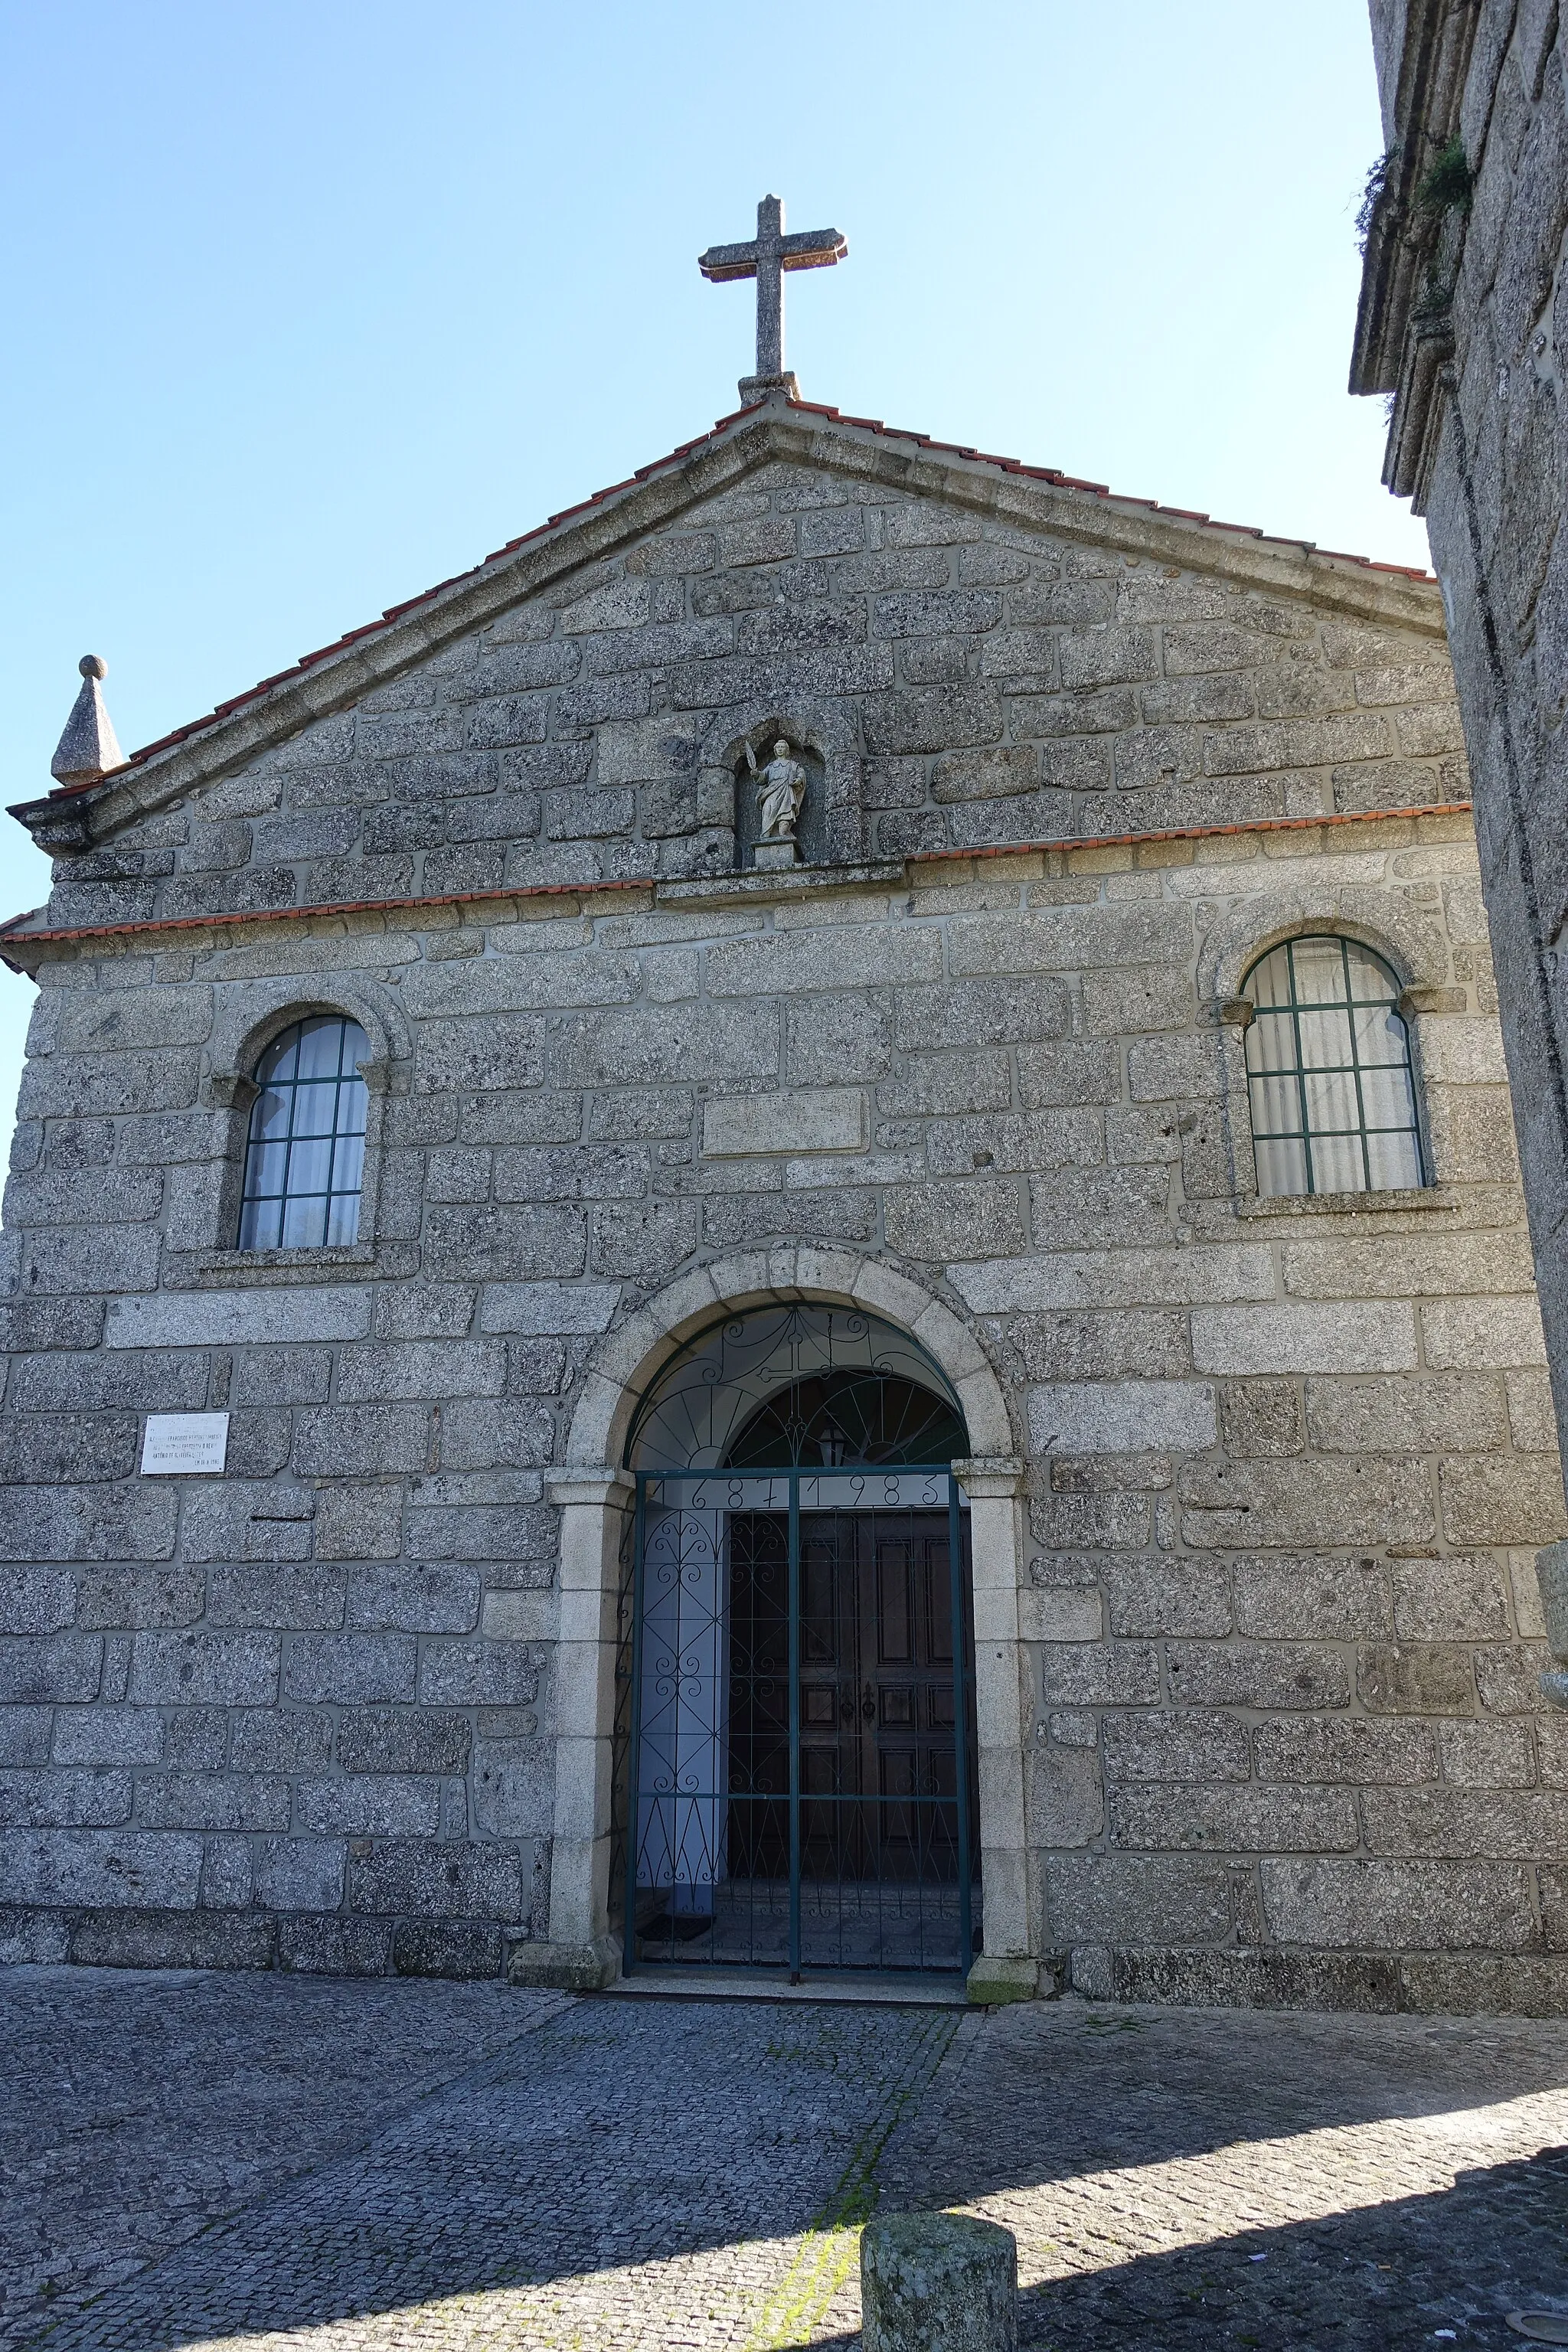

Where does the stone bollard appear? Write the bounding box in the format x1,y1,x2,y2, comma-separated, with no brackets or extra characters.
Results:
1535,1542,1568,1710
861,2211,1018,2352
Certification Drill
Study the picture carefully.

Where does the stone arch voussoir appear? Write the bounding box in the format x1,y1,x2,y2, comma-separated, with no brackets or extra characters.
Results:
564,1246,1014,1468
204,975,412,1107
1200,885,1450,1008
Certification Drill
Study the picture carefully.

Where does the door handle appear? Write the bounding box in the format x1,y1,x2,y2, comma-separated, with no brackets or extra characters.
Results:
861,1681,877,1725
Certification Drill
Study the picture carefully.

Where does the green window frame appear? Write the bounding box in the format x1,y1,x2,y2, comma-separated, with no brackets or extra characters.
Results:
1242,935,1426,1197
238,1014,370,1250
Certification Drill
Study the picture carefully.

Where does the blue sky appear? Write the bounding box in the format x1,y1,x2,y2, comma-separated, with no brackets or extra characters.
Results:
0,0,1418,1163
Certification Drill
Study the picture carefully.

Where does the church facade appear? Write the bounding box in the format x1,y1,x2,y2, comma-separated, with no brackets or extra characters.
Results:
2,393,1563,2010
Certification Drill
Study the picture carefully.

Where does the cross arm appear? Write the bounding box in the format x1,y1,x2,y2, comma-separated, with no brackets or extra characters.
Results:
697,227,848,282
698,241,761,282
779,228,848,271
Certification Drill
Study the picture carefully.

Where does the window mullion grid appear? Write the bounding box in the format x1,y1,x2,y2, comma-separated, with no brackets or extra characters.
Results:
323,1063,348,1239
279,1073,304,1246
1285,939,1317,1196
1341,935,1375,1194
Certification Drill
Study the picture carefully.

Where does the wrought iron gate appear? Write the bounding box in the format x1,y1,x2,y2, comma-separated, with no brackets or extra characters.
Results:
612,1465,978,1978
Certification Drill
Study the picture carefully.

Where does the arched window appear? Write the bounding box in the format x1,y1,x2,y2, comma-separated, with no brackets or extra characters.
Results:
237,1014,370,1249
1243,936,1425,1197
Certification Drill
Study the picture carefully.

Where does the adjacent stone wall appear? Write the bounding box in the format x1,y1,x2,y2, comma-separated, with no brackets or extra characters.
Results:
2,437,1561,2004
1357,0,1568,1494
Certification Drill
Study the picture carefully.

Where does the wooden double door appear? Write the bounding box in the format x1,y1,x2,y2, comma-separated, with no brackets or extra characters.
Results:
726,1508,976,1887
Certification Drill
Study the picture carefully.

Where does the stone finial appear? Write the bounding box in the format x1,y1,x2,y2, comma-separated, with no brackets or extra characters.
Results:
50,655,126,788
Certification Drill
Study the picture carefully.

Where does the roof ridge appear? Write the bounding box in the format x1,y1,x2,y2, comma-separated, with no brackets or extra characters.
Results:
56,396,1437,798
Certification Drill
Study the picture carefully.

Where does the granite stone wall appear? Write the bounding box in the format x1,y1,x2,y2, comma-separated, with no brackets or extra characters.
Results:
2,429,1560,2005
1357,0,1568,1511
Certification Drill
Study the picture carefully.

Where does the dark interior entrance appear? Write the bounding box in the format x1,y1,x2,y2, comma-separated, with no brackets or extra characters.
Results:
613,1304,982,1978
728,1509,972,1891
620,1468,979,1978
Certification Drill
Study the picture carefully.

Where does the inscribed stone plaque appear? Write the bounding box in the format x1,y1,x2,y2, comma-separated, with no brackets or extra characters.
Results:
141,1413,230,1475
701,1087,867,1158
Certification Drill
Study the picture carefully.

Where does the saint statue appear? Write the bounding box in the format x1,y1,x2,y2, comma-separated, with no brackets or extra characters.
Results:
746,737,808,842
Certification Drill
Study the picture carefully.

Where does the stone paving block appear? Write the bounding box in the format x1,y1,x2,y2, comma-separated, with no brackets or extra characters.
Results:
1044,1852,1235,1942
1217,1377,1303,1455
312,1486,404,1563
1260,1855,1538,1948
276,1913,393,1973
230,1710,335,1772
1358,1642,1478,1713
0,1769,131,1828
0,1566,77,1635
1109,1781,1361,1853
0,1828,204,1909
1231,1552,1393,1639
345,1837,525,1920
1040,1642,1161,1707
1098,1554,1232,1637
0,1707,51,1766
206,1564,347,1629
416,1640,540,1707
1438,1716,1535,1788
1101,1709,1252,1782
129,1632,280,1707
0,1636,103,1704
1390,1553,1511,1641
1167,1641,1352,1711
1178,1457,1435,1549
282,1635,417,1706
295,1775,441,1837
1192,1300,1419,1374
884,1180,1027,1263
1027,1380,1215,1455
1440,1452,1568,1545
1254,1714,1437,1784
106,1289,371,1348
66,1906,278,1968
135,1773,292,1832
181,1485,314,1566
0,1488,177,1565
1302,1370,1508,1452
1421,1294,1548,1368
345,1564,481,1633
292,1406,433,1478
337,1707,472,1775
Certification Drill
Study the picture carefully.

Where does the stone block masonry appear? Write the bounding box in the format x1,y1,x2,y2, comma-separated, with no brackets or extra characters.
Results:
0,407,1560,2007
1355,7,1568,1648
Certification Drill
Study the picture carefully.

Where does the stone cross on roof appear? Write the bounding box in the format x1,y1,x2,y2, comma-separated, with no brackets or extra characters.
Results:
699,195,847,403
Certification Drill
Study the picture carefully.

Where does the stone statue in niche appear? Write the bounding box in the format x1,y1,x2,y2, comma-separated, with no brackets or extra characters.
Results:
746,737,808,866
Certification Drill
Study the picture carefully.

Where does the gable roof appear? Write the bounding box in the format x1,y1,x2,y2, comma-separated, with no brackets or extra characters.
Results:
10,393,1443,856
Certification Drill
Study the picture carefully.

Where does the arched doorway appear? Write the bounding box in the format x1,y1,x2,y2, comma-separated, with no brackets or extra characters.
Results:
612,1302,980,1980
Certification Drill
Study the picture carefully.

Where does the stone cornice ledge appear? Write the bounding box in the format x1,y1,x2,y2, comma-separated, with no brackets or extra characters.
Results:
954,1456,1026,1500
544,1468,635,1509
657,861,904,910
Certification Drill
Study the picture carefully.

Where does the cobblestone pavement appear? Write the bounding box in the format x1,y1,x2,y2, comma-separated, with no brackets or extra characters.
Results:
8,1971,1568,2351
0,1968,570,2351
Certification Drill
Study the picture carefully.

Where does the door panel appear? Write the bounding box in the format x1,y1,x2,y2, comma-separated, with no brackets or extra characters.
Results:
635,1497,977,1971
